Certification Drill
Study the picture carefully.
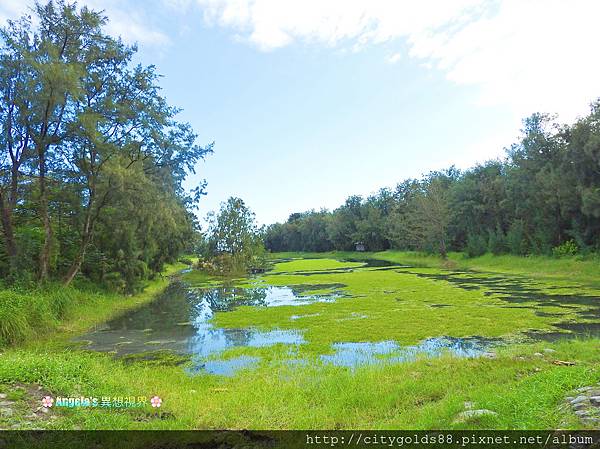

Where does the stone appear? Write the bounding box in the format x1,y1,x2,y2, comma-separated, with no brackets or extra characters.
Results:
577,386,592,392
454,409,498,423
533,352,544,357
0,400,14,406
571,395,589,405
482,352,497,359
0,407,13,417
0,393,6,399
573,403,587,411
575,410,590,417
566,396,575,402
590,396,600,406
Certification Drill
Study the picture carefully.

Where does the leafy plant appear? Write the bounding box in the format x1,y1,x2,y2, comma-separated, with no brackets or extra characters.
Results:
552,240,579,258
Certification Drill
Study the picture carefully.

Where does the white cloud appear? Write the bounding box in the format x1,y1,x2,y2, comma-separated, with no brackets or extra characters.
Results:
0,0,170,47
386,52,401,64
193,0,600,121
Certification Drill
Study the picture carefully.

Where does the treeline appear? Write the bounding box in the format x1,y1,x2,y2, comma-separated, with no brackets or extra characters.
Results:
265,105,600,257
0,1,211,290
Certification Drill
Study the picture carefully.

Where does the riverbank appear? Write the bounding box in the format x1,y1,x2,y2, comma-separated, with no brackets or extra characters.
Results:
0,262,189,349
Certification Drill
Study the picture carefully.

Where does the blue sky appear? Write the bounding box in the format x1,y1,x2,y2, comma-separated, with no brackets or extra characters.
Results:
2,0,599,225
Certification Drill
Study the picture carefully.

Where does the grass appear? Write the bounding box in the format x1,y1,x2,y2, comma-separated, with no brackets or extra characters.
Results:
0,262,188,348
270,250,600,285
0,252,599,431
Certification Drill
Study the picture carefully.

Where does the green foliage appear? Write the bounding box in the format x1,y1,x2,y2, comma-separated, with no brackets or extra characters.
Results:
203,197,266,275
466,234,488,258
506,220,528,255
487,226,506,255
0,286,81,346
552,240,579,258
264,104,600,260
0,1,212,288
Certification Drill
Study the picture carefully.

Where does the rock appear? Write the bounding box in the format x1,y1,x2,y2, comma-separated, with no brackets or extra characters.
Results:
464,401,475,410
543,348,557,354
0,407,13,417
575,410,590,417
590,396,600,406
533,352,544,357
571,395,588,405
0,393,6,399
566,396,575,401
482,352,497,359
588,390,600,397
583,418,600,426
0,400,14,406
573,403,587,411
454,409,498,423
577,386,592,393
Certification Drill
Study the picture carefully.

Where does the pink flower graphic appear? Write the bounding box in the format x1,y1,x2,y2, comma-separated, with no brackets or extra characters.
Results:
41,396,54,408
150,396,162,408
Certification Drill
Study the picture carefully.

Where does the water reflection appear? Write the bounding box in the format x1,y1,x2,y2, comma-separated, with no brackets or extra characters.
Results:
76,282,311,375
321,337,494,368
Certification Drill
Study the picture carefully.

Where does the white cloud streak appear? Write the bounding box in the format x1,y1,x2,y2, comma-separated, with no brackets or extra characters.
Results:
194,0,600,121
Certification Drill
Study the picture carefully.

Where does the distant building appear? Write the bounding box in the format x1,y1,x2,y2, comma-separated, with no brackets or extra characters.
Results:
355,242,366,252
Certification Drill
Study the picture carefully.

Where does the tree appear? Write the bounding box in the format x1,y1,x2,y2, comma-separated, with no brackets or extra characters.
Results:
204,197,265,273
406,176,452,258
0,1,212,287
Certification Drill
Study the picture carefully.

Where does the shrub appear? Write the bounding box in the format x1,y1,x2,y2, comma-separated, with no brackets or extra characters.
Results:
552,240,579,258
466,234,488,258
506,220,528,255
487,226,506,255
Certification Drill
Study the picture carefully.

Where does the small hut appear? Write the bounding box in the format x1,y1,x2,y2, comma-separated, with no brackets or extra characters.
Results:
355,242,366,252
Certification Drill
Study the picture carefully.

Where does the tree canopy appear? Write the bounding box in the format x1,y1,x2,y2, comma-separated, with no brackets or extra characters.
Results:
0,1,212,290
264,103,600,258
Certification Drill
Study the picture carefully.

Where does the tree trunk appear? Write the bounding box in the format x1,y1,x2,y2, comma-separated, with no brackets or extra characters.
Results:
0,191,18,273
63,231,92,286
63,190,95,286
38,146,52,281
439,238,447,259
63,245,86,286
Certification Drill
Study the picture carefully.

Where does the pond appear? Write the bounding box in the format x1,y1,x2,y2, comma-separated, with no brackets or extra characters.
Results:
74,262,600,377
75,282,341,375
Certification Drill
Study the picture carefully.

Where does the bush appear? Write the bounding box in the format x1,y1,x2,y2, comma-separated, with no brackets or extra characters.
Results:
552,240,579,258
487,226,506,255
506,220,528,255
466,234,488,258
